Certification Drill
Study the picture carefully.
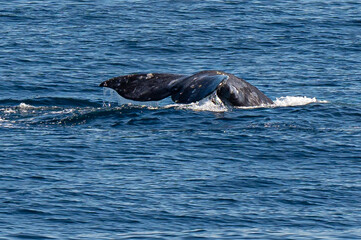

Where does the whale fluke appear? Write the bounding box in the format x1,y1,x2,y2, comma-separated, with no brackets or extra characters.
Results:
100,70,273,107
99,73,184,101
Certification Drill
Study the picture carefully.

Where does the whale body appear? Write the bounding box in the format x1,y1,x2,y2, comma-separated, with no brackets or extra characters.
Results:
99,70,273,107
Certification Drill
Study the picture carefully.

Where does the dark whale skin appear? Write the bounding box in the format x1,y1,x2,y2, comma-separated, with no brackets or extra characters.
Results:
100,70,273,107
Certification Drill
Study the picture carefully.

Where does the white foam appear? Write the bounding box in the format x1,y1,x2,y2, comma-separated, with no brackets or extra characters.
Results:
3,108,16,114
19,103,36,109
167,93,228,112
1,103,35,114
167,96,328,111
272,96,328,107
167,101,228,112
102,88,327,112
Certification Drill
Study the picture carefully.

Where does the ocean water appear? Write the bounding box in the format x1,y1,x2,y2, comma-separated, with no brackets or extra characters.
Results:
1,0,360,239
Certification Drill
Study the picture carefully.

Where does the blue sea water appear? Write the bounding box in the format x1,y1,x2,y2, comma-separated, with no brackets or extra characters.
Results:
1,0,360,239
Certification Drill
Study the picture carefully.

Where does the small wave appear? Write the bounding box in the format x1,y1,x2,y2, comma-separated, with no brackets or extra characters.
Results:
0,103,134,127
0,97,101,108
0,117,15,128
1,103,64,114
19,102,38,109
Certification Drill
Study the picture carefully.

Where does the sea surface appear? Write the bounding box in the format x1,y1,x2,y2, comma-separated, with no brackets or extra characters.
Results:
1,1,360,239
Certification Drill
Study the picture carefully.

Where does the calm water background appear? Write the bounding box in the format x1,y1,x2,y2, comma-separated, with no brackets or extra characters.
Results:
1,0,360,239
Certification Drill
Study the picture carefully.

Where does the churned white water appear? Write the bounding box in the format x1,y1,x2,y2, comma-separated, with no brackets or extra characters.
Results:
272,96,328,107
102,88,327,112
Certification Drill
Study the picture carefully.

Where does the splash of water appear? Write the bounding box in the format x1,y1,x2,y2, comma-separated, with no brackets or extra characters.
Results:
19,103,37,109
167,92,229,112
101,88,328,112
175,96,327,112
272,96,328,107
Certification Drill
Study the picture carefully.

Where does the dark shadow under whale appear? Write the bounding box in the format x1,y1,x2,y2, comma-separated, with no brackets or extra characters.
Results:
99,70,273,107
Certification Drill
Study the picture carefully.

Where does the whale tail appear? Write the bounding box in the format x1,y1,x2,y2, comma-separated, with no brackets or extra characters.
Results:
99,70,273,106
99,73,185,101
99,71,229,104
